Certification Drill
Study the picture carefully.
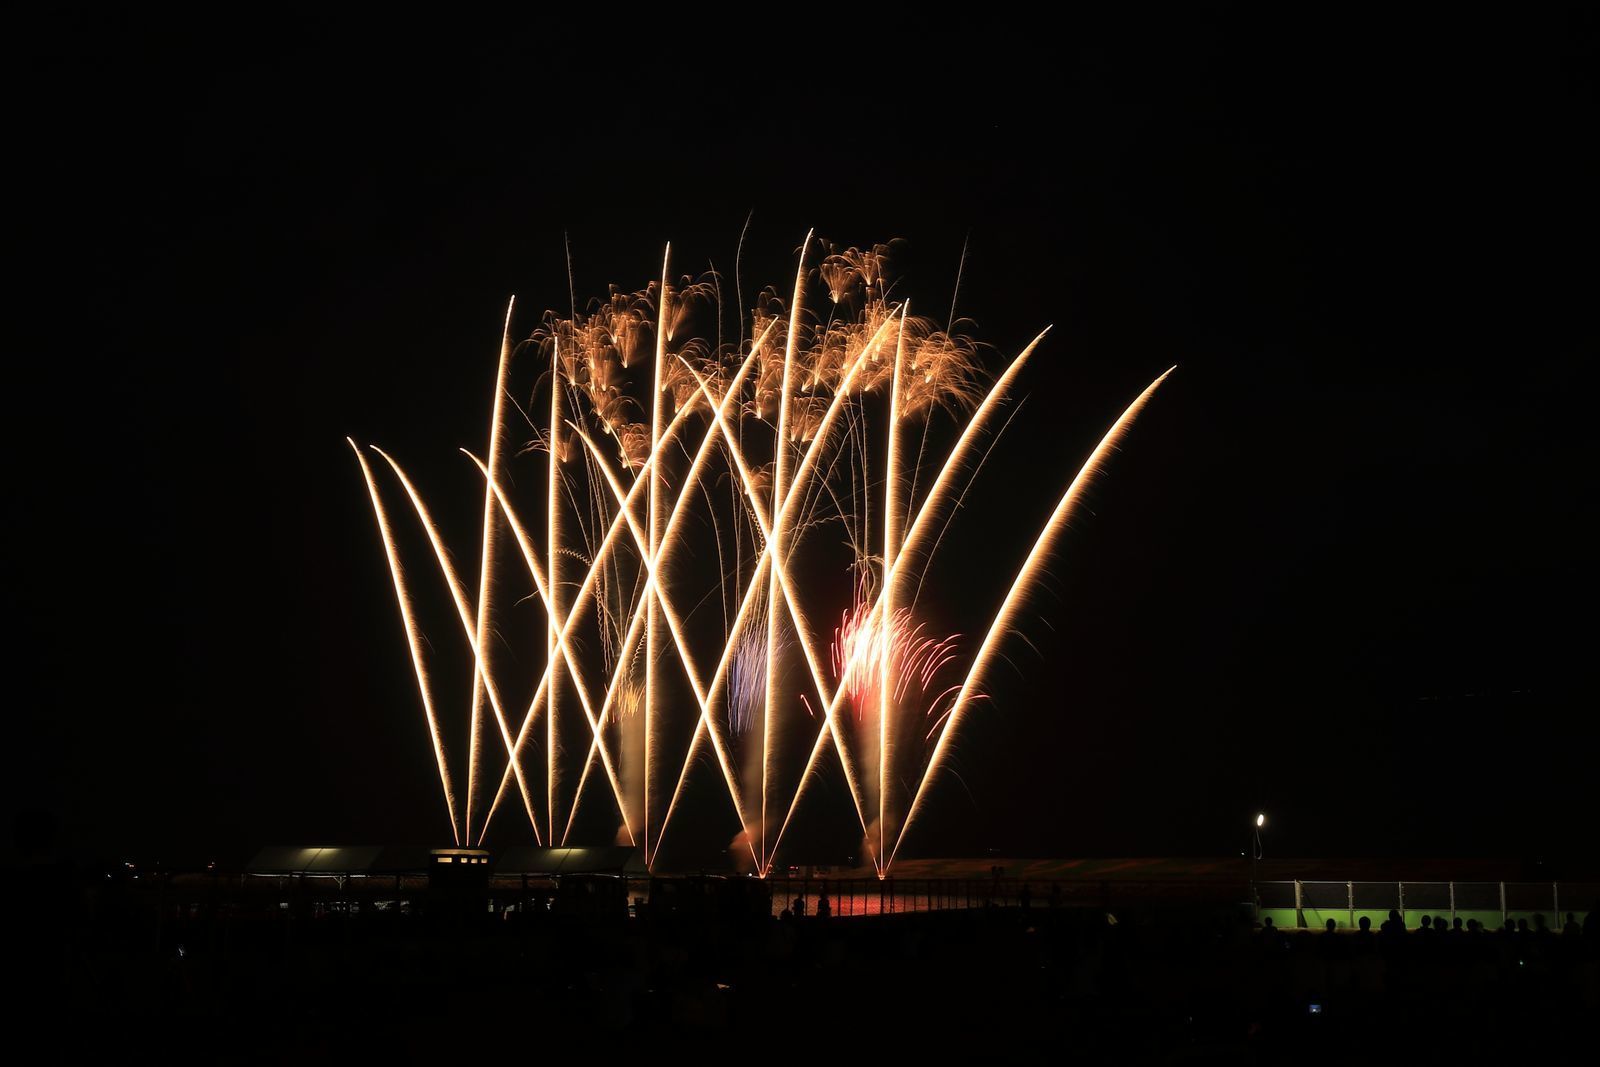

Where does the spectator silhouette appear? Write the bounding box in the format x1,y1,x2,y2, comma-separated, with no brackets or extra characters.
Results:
815,892,831,919
1561,912,1580,937
1354,914,1373,953
1381,909,1404,936
1260,915,1285,952
1315,917,1342,964
792,894,806,918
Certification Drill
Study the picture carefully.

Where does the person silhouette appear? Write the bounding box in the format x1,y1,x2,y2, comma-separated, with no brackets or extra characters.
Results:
1260,915,1284,952
1354,914,1374,955
792,894,806,918
816,892,831,919
1318,917,1342,961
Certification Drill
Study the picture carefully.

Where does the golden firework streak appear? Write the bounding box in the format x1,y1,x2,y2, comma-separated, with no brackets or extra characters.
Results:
880,309,906,864
458,452,633,844
645,246,670,861
352,237,1172,877
348,440,462,845
368,447,545,843
649,308,907,865
477,334,772,850
553,339,772,856
886,366,1176,868
765,328,1051,871
465,301,516,842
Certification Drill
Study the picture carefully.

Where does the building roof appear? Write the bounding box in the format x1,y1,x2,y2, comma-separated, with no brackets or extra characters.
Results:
495,846,646,876
247,845,430,874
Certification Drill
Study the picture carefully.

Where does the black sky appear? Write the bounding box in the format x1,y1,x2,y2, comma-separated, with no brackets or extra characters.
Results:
11,9,1597,867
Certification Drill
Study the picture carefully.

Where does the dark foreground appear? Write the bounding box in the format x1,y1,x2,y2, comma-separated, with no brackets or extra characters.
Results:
10,884,1598,1064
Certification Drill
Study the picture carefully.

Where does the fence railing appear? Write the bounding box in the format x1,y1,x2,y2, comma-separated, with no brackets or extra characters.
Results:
125,871,1600,927
1253,880,1598,930
762,877,1021,918
752,875,1246,919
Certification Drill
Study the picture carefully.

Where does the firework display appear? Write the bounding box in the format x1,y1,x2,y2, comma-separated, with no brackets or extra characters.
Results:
350,235,1172,875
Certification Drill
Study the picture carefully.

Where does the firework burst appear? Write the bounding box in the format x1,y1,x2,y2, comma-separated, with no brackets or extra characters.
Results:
350,234,1172,875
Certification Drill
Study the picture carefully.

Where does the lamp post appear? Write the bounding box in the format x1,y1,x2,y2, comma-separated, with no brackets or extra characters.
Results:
1251,813,1266,921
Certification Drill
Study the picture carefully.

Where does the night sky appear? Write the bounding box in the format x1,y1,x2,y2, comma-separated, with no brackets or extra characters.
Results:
13,10,1596,868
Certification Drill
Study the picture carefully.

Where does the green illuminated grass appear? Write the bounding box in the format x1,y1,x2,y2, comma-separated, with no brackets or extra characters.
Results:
1260,907,1587,931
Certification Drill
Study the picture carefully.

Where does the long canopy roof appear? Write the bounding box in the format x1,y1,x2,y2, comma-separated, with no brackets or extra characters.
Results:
495,847,645,876
247,846,430,874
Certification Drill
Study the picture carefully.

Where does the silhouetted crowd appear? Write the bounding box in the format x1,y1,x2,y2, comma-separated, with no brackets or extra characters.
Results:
7,856,1598,1060
1254,907,1597,989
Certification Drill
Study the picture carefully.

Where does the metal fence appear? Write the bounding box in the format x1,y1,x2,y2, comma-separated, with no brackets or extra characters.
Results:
764,878,1008,918
758,875,1241,918
756,878,1597,924
123,871,1600,927
1254,880,1598,930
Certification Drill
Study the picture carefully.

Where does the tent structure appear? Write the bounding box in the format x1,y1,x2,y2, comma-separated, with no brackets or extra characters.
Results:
494,847,646,877
246,846,431,875
245,845,647,878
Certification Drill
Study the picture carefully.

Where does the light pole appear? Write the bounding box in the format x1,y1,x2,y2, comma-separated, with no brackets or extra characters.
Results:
1251,813,1266,921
